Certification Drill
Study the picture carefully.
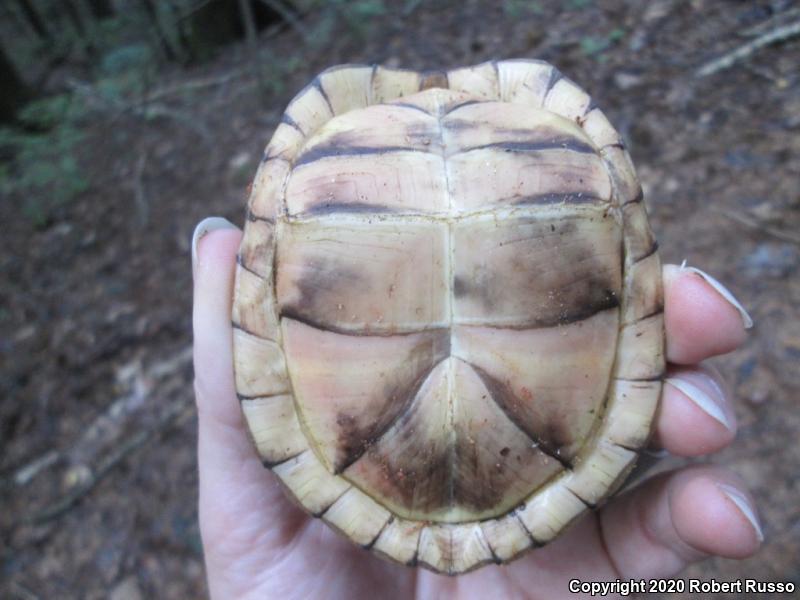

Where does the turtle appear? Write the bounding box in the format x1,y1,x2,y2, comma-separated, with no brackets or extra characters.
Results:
231,59,664,575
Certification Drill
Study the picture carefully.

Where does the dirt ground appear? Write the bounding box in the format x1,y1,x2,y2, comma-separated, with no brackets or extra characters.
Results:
2,1,799,598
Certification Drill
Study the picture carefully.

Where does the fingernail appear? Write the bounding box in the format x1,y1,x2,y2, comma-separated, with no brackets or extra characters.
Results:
666,376,734,431
717,483,764,543
679,261,754,329
191,217,238,273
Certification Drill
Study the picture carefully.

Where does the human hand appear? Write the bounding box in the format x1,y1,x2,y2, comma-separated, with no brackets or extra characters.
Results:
192,217,761,600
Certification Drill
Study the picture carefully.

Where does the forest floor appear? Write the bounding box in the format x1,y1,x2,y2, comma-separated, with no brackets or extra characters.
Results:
1,1,799,598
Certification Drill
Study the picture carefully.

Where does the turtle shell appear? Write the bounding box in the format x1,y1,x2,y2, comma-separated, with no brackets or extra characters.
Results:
232,60,665,575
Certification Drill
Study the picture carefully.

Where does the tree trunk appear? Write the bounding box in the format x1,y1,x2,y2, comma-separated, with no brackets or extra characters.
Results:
138,0,177,61
86,0,114,19
63,0,96,57
0,47,33,124
15,0,50,40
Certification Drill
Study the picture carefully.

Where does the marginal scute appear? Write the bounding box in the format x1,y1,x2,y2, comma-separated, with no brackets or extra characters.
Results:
544,77,592,122
272,450,351,515
497,59,553,106
322,486,393,546
372,517,424,565
515,483,586,544
241,395,306,464
623,201,658,263
622,250,663,324
563,439,637,506
248,157,290,220
481,513,535,561
417,523,495,575
601,144,643,204
317,65,373,115
447,61,499,100
604,379,662,449
232,328,289,397
581,108,621,148
284,83,334,138
615,312,666,380
371,66,421,103
232,266,278,339
238,218,274,278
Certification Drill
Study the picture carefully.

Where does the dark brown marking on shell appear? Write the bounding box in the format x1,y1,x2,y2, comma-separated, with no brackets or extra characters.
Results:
231,320,266,339
545,67,563,96
633,240,659,263
392,101,434,116
312,76,333,114
453,138,596,156
454,265,620,330
235,254,265,280
299,201,397,216
491,59,500,83
513,512,543,547
313,486,351,518
603,141,626,152
246,210,275,224
332,331,451,474
512,192,606,206
261,450,303,469
294,144,428,168
419,70,448,91
280,256,367,326
261,150,289,164
485,536,503,565
281,113,304,135
583,99,599,117
567,488,596,509
468,365,573,470
622,188,644,206
361,515,393,550
444,99,484,115
636,306,665,322
613,441,642,453
615,369,667,383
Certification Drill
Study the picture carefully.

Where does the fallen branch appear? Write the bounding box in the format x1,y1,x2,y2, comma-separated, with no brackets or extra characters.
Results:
713,208,800,246
696,19,800,77
25,398,194,524
8,450,59,488
133,151,149,226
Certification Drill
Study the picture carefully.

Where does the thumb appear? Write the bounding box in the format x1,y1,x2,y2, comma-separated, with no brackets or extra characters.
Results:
191,217,306,583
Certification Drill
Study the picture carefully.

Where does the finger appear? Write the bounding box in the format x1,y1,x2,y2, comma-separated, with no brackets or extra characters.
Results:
599,466,763,580
192,217,243,430
651,364,736,456
664,263,752,365
192,218,309,575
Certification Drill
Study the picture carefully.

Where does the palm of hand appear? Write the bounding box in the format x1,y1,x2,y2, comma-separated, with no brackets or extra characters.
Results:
193,224,761,600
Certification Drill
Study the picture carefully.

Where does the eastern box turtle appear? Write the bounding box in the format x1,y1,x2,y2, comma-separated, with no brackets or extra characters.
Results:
231,59,664,574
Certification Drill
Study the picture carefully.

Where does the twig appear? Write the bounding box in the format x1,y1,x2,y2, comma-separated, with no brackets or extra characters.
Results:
133,151,149,226
65,78,212,140
713,208,800,246
741,7,800,37
24,399,193,524
695,19,800,77
10,450,59,487
143,70,245,104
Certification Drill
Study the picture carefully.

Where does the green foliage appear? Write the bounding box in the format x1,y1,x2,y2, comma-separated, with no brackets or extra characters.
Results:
503,0,543,18
580,27,625,59
0,91,93,225
305,0,388,46
0,121,88,226
257,52,303,96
